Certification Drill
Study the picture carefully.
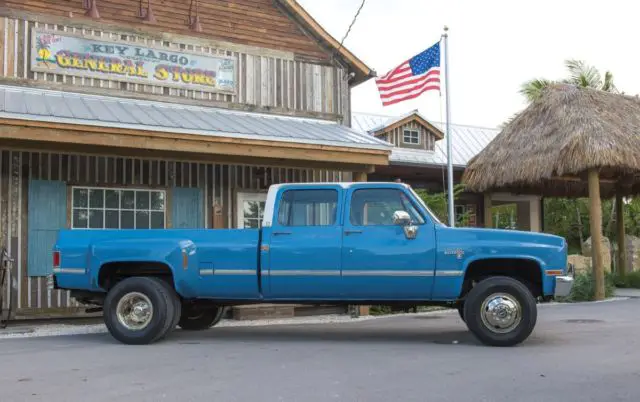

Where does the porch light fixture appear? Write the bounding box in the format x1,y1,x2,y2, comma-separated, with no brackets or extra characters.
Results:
84,0,100,19
188,0,203,32
138,0,157,23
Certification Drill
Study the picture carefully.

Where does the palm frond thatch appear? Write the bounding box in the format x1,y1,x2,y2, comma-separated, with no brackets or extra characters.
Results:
462,84,640,198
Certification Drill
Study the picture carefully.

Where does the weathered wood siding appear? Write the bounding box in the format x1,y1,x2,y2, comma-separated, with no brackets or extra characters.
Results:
379,122,436,151
0,148,345,313
3,0,329,61
0,15,350,120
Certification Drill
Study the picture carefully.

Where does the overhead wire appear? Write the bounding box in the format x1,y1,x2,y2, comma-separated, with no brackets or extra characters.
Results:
334,0,367,57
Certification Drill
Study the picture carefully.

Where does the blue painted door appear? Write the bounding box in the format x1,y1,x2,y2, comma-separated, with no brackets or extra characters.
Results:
341,187,436,300
266,186,343,299
28,180,67,277
171,187,204,228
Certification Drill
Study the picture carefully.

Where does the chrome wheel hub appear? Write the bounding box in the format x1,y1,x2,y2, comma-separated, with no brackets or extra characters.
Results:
480,293,521,334
116,292,154,331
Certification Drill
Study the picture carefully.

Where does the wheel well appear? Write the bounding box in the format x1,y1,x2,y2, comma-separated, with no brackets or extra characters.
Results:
98,261,175,291
461,258,543,298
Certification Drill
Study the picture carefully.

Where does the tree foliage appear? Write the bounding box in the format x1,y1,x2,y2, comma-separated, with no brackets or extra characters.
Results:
520,59,617,102
414,184,471,226
543,197,640,254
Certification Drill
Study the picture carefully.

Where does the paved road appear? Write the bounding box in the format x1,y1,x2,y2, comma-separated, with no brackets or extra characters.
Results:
1,299,639,402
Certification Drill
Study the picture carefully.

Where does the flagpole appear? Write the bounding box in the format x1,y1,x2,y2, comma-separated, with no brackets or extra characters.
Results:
443,26,455,227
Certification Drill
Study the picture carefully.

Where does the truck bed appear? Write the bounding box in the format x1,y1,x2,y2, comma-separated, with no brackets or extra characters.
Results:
54,228,261,299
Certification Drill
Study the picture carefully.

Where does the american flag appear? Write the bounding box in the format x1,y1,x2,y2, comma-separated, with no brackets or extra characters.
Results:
375,41,441,107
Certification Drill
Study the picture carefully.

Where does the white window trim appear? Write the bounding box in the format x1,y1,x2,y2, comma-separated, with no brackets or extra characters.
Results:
71,186,167,230
402,129,420,145
236,192,268,229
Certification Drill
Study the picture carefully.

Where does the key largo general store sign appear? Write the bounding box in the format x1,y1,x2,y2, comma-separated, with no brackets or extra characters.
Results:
30,29,236,93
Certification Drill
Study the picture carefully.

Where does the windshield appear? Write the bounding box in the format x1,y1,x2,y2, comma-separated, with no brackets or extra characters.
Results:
407,186,444,226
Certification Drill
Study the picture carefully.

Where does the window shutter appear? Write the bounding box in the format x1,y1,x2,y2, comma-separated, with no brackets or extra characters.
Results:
171,187,204,228
27,180,67,277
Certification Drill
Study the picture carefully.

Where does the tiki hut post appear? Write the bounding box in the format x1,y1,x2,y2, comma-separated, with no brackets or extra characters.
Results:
616,192,627,277
587,169,605,300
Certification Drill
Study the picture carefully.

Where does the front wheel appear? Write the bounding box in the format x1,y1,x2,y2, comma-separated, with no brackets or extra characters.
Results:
178,306,225,331
463,276,537,347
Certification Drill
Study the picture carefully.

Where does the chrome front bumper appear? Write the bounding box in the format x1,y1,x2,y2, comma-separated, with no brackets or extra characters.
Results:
554,275,574,297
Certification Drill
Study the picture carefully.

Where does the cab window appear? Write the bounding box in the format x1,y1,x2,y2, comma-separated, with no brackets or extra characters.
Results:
277,189,338,227
350,188,424,226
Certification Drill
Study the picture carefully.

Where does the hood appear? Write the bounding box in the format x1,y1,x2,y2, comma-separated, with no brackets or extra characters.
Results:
435,226,566,249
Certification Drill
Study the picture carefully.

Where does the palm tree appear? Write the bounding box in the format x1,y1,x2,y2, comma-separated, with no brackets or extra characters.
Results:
520,59,617,102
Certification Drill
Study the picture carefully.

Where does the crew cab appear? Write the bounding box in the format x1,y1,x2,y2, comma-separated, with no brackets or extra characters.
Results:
50,182,573,346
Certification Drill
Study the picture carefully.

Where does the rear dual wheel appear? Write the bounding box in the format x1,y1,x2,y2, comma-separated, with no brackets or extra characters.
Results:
104,277,180,345
178,305,225,331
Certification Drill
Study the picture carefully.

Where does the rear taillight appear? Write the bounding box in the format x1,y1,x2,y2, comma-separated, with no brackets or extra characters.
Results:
52,251,60,268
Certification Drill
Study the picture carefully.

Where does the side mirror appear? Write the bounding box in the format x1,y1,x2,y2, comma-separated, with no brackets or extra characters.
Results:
393,210,411,226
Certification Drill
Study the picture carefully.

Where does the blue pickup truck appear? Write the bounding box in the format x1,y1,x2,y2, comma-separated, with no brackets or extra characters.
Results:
50,182,572,346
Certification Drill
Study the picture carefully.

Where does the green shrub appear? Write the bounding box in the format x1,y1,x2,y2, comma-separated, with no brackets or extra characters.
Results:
614,271,640,289
558,272,615,302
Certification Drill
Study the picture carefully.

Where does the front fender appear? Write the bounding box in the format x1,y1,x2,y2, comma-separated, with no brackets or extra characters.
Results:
462,254,547,273
89,238,198,296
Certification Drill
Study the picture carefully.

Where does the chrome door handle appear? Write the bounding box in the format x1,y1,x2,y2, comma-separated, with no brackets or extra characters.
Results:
344,230,363,235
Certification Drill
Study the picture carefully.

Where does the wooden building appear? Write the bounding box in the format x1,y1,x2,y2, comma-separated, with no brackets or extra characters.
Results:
0,0,392,317
352,110,543,230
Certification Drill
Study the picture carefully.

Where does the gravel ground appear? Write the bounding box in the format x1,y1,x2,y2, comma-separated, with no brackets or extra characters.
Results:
1,297,639,402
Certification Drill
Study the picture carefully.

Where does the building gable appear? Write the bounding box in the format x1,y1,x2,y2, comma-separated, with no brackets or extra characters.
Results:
352,111,500,168
369,112,444,151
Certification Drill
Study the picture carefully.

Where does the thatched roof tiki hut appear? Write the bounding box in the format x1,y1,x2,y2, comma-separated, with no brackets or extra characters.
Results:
463,84,640,300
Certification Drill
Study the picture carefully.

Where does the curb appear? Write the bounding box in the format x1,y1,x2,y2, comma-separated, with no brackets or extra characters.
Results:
0,327,35,336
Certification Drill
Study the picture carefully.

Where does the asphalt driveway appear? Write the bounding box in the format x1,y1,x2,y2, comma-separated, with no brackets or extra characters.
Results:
0,298,638,402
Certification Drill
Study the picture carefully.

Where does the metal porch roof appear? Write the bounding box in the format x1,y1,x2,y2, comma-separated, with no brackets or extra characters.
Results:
0,85,391,151
352,111,499,167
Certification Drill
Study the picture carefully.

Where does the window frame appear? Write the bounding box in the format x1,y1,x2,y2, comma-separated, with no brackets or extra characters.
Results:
348,187,426,227
236,191,268,229
70,186,167,230
402,129,420,145
276,188,339,227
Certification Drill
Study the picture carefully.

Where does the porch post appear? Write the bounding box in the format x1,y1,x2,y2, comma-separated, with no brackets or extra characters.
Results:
529,197,542,232
353,171,368,183
483,193,492,228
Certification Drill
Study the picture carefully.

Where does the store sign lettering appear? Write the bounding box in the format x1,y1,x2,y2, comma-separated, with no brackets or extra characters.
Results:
30,29,236,93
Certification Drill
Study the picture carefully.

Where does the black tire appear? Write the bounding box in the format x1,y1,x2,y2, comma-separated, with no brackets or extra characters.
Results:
457,304,465,322
153,278,182,331
463,276,537,347
104,277,178,345
178,306,225,331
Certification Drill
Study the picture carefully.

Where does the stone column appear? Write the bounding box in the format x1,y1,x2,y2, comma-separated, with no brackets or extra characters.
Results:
483,193,493,228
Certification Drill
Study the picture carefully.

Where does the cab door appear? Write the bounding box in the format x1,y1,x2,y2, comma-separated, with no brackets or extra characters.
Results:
341,186,436,300
265,186,343,299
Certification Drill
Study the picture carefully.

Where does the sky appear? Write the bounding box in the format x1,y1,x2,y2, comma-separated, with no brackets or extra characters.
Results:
298,0,640,129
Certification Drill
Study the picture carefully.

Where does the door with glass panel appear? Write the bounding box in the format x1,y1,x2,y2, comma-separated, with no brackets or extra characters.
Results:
266,187,343,299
